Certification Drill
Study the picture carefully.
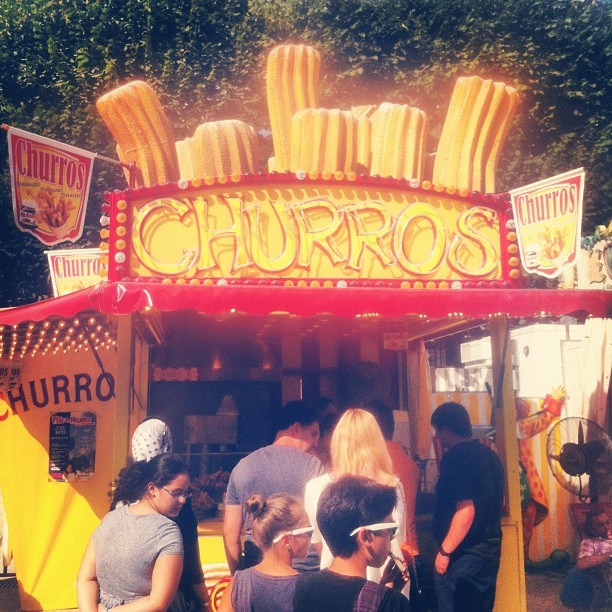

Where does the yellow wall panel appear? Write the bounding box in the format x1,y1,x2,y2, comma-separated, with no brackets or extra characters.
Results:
0,348,117,610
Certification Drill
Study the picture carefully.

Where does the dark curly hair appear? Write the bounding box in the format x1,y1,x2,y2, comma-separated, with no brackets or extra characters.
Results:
110,453,188,509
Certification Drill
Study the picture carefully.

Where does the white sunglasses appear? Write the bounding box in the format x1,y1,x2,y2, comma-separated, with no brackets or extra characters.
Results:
349,521,399,538
272,526,314,544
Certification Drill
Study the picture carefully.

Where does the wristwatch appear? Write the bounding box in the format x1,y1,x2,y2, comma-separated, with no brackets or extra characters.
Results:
439,546,452,557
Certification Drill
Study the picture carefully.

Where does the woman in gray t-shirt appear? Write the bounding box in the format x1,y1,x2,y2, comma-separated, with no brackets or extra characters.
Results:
76,454,190,610
218,493,312,612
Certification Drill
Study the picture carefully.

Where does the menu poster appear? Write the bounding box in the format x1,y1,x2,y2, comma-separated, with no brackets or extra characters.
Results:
49,411,97,482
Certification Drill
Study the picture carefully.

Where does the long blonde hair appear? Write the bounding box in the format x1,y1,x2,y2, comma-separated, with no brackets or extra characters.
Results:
330,408,396,486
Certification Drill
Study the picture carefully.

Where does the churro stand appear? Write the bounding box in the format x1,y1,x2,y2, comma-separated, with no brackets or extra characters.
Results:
0,44,609,611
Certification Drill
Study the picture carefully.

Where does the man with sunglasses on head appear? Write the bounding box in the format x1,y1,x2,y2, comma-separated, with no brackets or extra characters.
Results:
293,474,410,611
431,402,504,612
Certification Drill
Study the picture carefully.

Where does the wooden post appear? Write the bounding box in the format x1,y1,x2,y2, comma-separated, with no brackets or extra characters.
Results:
489,315,527,612
113,314,134,478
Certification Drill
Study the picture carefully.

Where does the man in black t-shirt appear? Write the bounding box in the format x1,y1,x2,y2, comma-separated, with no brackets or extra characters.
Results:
431,402,504,612
293,475,410,612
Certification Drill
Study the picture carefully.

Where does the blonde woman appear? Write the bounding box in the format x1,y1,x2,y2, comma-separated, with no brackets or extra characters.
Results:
304,408,407,584
218,493,313,612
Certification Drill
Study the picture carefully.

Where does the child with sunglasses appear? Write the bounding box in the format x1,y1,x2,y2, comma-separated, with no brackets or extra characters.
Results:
294,475,410,611
218,493,312,612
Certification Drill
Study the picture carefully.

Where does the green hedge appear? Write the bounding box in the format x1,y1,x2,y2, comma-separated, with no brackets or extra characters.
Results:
1,0,609,304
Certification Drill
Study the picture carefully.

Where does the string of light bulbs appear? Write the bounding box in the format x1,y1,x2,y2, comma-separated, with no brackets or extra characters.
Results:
0,314,117,361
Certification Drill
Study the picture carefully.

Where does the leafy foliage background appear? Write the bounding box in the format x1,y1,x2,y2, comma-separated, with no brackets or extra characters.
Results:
0,0,610,305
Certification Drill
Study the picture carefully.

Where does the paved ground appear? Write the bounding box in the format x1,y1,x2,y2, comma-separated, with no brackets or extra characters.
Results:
0,500,597,611
0,529,580,612
0,568,578,611
525,565,575,611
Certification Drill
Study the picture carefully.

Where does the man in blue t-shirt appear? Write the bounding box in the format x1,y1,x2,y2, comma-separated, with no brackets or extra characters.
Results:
431,402,504,612
223,400,323,574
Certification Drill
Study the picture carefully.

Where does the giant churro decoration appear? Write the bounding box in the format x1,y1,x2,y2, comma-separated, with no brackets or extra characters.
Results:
267,44,321,173
97,44,526,287
96,80,180,187
433,77,518,194
176,120,259,181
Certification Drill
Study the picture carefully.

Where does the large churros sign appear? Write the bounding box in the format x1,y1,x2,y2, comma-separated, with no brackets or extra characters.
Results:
96,44,581,289
106,177,519,286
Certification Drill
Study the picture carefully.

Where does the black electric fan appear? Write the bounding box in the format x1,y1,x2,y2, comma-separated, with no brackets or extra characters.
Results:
547,417,612,502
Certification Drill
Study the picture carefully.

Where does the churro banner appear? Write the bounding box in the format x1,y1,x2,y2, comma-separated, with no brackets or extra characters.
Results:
7,126,95,246
509,168,585,279
45,248,102,297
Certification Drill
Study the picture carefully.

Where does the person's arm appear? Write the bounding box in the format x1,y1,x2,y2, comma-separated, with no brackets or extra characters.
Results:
190,581,211,611
394,481,407,549
76,538,99,612
401,458,420,556
303,477,325,560
434,500,475,575
310,455,325,478
576,551,610,570
223,504,243,575
111,554,184,611
176,504,210,610
216,578,234,612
